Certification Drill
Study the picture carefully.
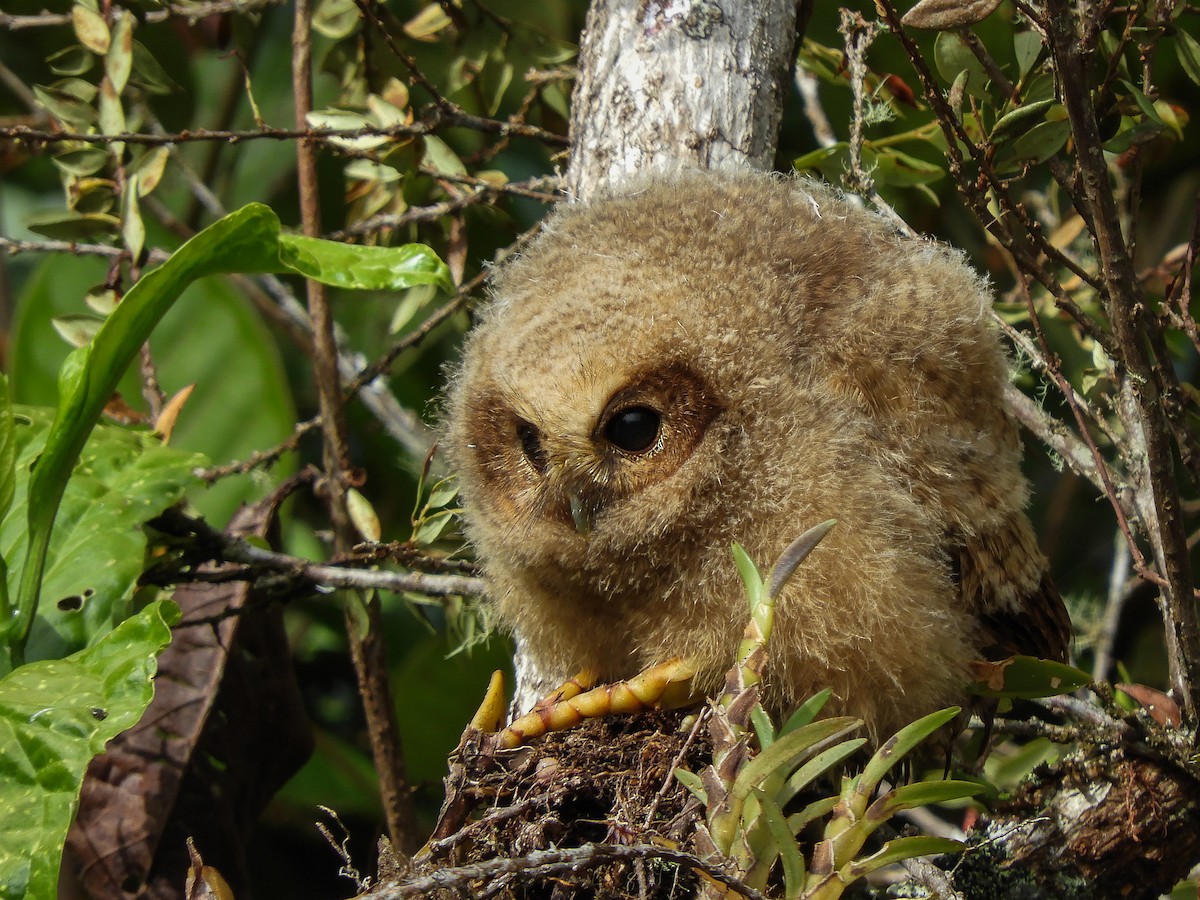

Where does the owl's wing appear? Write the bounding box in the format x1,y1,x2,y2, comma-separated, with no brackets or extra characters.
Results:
953,516,1072,663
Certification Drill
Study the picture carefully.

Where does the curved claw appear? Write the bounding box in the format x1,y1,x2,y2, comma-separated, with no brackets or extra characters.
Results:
469,669,509,733
495,657,700,749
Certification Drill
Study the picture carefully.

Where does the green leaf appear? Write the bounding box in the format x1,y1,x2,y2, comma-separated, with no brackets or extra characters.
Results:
731,717,860,811
51,314,105,348
933,32,989,99
968,655,1092,698
842,835,964,878
32,84,97,129
8,203,449,666
750,703,776,750
674,767,707,804
11,254,296,525
731,542,764,610
52,148,109,178
786,795,838,836
47,45,95,78
0,377,13,624
129,41,178,95
3,408,202,662
277,233,453,292
792,143,847,174
9,204,275,666
777,737,867,808
991,99,1056,138
71,3,110,54
313,0,360,39
105,9,134,95
779,688,833,735
858,707,960,798
120,176,144,262
1008,120,1071,164
25,211,119,242
869,779,983,819
1014,30,1042,80
752,789,805,898
0,599,177,899
1178,29,1200,87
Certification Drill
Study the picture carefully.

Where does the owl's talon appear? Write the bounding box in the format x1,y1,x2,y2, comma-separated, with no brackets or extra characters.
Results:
469,669,509,733
495,657,701,749
533,670,598,711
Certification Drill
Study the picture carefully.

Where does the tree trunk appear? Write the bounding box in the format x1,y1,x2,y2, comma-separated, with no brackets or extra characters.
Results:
565,0,801,201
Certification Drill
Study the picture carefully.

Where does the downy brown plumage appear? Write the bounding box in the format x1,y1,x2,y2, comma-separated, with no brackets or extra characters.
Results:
445,170,1071,740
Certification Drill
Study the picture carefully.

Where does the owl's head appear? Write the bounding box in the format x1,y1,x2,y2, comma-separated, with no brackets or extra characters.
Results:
444,172,872,581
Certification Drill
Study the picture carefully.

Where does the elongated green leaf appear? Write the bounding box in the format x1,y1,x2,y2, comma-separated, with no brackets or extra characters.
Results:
0,599,177,900
0,378,12,625
968,655,1092,699
786,795,838,836
991,99,1055,137
857,707,960,800
674,767,707,804
277,233,453,292
777,737,867,808
752,789,805,898
1178,29,1200,87
750,703,776,749
868,779,983,819
731,542,763,610
731,717,860,811
779,688,833,736
842,835,964,879
10,203,450,667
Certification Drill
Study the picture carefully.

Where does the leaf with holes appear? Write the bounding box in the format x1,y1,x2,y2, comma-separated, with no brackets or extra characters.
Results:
0,599,177,900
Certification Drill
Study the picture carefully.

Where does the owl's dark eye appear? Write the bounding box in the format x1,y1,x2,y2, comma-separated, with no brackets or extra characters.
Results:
603,406,661,454
517,421,548,474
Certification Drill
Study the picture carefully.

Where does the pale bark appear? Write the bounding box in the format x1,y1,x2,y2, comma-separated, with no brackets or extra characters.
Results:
565,0,801,201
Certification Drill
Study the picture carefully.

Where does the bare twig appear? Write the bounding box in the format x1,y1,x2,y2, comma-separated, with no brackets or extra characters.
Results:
1,114,567,148
358,843,769,900
149,507,484,599
0,236,169,266
0,0,286,29
1094,528,1134,682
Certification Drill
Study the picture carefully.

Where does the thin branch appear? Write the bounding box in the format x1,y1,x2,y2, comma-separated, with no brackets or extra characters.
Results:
1,113,567,148
357,843,769,900
1093,527,1133,682
0,0,286,29
0,236,170,266
794,67,838,149
149,507,484,599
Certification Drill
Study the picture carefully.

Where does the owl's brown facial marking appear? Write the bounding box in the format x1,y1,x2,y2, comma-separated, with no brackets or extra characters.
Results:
464,364,722,535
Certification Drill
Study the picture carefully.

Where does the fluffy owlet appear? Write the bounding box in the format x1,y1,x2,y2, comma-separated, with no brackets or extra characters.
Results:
444,171,1071,739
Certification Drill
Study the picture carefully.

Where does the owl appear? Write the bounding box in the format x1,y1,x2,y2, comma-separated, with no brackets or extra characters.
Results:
444,170,1071,740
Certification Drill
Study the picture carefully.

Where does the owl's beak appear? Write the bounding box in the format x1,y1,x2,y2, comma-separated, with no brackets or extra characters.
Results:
568,491,593,534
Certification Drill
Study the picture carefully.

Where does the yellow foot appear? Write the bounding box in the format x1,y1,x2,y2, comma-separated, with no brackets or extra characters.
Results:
494,657,701,749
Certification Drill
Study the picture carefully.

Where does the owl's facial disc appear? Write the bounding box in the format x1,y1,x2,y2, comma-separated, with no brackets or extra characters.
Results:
467,365,722,538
